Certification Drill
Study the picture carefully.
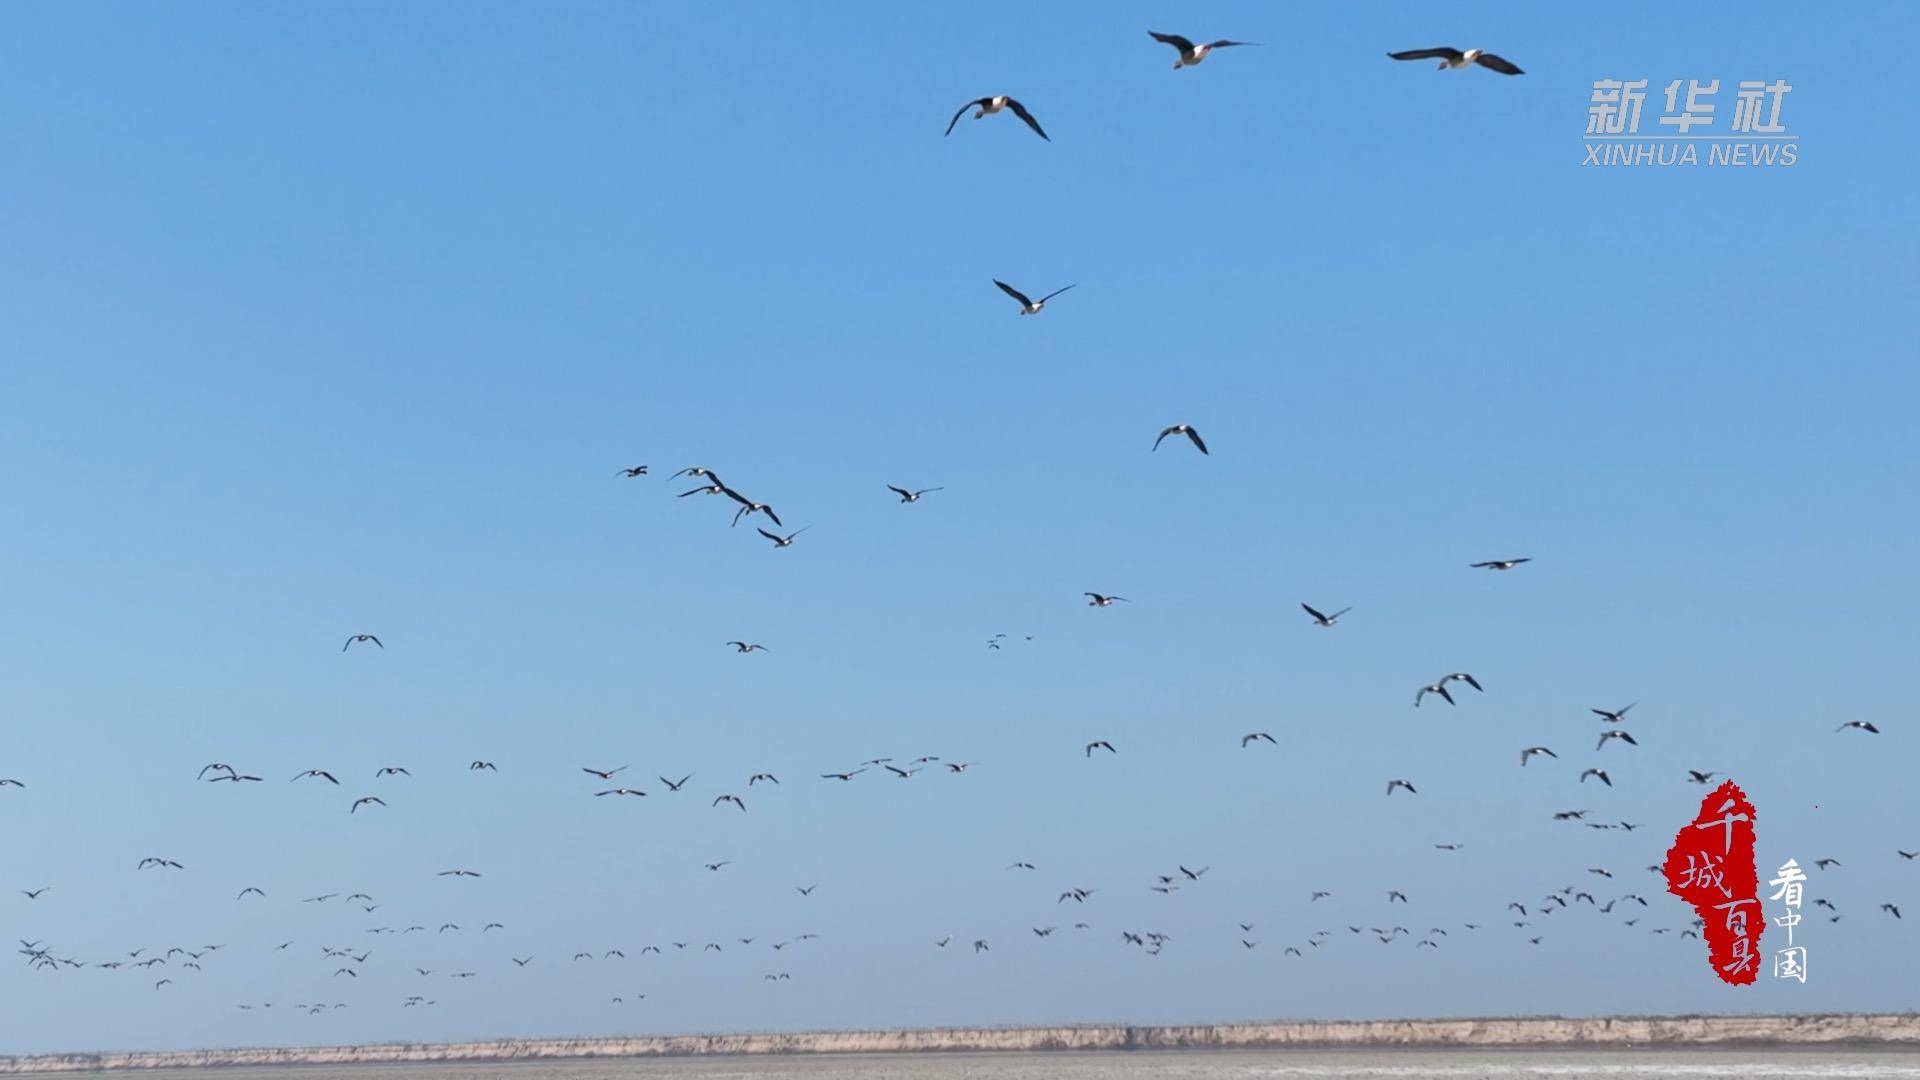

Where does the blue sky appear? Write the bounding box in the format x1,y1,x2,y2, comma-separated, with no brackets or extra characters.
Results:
2,0,1917,1055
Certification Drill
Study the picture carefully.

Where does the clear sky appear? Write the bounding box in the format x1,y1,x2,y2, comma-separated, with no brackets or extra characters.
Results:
2,0,1917,1056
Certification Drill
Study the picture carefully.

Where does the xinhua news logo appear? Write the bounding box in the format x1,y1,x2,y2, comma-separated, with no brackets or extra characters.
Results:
1584,79,1797,167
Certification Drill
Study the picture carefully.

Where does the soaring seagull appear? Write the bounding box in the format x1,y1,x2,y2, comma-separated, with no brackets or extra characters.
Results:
1153,424,1208,454
1386,779,1418,796
993,279,1075,315
1085,592,1128,606
888,485,943,503
342,634,383,651
1520,747,1557,766
723,488,781,528
727,641,769,653
1596,731,1639,751
1301,603,1351,627
1592,705,1635,723
757,526,809,548
1836,721,1880,734
1148,31,1258,69
946,96,1048,141
1085,740,1117,757
1388,48,1525,76
1470,557,1531,570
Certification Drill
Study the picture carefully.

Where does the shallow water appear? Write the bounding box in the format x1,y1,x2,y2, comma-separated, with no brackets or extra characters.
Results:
141,1049,1920,1080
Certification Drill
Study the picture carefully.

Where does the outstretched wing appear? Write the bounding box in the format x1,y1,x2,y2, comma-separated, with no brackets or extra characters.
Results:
1036,284,1076,304
1207,39,1256,50
1302,603,1328,622
993,280,1033,307
1185,427,1209,454
1153,427,1175,451
1148,31,1195,54
945,98,988,136
1388,47,1465,62
1004,98,1049,141
888,485,913,499
757,528,780,543
1474,53,1524,75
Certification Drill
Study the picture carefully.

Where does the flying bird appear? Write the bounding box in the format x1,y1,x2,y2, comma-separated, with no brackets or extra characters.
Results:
945,96,1048,141
582,767,626,780
820,769,865,781
1152,424,1208,455
993,279,1074,316
1301,603,1350,627
757,527,809,548
594,788,647,797
615,466,648,478
713,794,747,812
1520,747,1557,766
723,489,781,528
1414,683,1454,707
342,634,383,651
1391,48,1525,76
291,769,339,785
1596,731,1639,751
1836,721,1880,734
1240,732,1276,747
1085,740,1116,757
660,774,692,791
1580,768,1612,788
1147,31,1258,69
669,467,725,486
1386,779,1418,796
469,761,497,771
350,796,385,813
1592,705,1635,723
887,485,943,503
1687,770,1716,784
1084,593,1128,606
727,641,769,653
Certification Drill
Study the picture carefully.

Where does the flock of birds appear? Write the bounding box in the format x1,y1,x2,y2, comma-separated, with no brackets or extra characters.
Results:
4,22,1907,1047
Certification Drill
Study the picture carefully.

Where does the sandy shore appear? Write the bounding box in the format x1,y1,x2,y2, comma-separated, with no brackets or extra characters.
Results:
4,1015,1917,1073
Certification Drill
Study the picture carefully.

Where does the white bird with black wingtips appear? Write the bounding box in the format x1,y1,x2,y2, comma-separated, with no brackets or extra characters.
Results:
1148,31,1259,69
1388,47,1524,76
993,279,1074,315
946,96,1048,141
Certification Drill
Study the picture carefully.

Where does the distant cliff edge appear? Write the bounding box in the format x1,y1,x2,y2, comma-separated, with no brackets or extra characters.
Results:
5,1014,1917,1072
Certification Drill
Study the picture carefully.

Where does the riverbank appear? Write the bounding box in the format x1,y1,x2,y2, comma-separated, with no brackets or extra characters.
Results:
5,1014,1917,1072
